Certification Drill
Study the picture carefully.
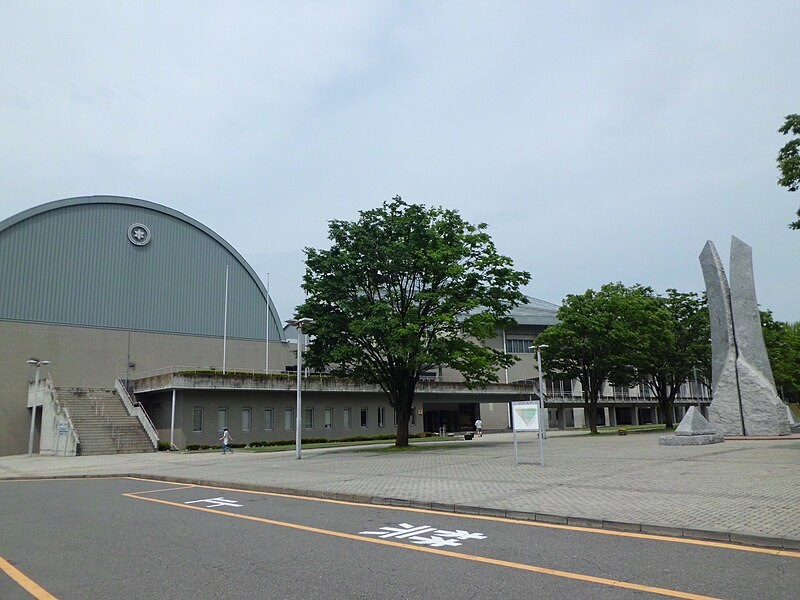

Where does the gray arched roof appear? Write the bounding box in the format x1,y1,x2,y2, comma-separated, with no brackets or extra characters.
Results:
508,296,560,326
0,195,284,340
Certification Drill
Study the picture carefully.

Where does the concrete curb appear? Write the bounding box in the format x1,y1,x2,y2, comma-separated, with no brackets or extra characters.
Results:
5,472,798,552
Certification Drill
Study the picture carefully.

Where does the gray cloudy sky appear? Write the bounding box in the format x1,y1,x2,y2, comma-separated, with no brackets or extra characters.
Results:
2,1,798,321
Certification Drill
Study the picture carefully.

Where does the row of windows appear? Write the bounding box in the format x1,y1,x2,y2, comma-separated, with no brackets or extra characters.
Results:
505,339,535,354
192,406,417,433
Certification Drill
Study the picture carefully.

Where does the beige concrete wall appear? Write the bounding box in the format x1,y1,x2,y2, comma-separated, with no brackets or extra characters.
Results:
0,320,295,456
142,388,426,449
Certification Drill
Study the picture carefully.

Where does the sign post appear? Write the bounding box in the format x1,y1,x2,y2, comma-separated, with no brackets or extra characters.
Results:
511,398,544,466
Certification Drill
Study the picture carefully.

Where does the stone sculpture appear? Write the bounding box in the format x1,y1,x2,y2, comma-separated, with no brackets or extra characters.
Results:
699,237,790,436
659,406,725,445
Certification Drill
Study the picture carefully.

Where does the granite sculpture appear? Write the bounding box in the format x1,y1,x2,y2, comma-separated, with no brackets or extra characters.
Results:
659,406,724,445
699,237,791,436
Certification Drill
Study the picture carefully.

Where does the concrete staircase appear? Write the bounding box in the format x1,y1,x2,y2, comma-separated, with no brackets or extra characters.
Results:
57,387,156,455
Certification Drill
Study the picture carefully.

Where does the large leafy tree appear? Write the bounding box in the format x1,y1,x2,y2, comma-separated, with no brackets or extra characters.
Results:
634,290,711,428
777,113,800,229
535,283,654,433
296,197,531,446
761,310,800,403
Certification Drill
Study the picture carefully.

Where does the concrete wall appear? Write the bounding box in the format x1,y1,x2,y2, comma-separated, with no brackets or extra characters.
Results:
143,388,426,449
0,320,295,456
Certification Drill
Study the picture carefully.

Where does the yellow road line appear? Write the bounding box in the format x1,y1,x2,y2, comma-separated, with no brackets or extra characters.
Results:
126,484,198,495
0,556,57,600
122,492,722,600
123,476,800,559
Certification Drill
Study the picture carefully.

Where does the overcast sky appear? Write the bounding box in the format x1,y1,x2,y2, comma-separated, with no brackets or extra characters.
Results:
2,1,798,322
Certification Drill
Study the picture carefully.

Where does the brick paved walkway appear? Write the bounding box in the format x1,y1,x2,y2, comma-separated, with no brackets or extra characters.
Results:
1,431,798,549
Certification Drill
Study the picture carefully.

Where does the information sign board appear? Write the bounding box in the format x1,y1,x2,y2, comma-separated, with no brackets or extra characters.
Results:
512,401,540,431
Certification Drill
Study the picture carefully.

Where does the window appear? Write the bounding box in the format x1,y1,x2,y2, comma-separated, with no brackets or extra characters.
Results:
360,408,368,427
284,408,294,430
324,408,333,429
217,408,228,432
242,408,252,432
505,339,535,354
343,407,352,429
411,406,416,426
192,408,203,433
304,407,314,429
264,408,274,431
378,407,385,428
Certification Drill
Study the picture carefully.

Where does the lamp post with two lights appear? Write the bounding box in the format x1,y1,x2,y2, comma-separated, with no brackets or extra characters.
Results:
286,318,315,459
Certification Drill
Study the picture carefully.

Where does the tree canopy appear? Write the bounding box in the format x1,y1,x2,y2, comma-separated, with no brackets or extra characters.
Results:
537,284,710,432
296,197,531,446
761,310,800,404
632,290,710,428
535,283,655,433
777,113,800,229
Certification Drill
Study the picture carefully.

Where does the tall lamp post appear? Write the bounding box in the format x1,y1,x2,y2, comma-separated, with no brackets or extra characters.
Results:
286,318,314,459
532,345,549,439
27,358,50,457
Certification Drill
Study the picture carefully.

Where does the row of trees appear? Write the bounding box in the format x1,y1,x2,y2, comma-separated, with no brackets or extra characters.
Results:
536,284,710,433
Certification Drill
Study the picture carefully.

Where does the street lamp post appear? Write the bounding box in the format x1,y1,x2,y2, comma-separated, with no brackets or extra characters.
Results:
286,318,314,459
532,345,549,439
26,358,50,457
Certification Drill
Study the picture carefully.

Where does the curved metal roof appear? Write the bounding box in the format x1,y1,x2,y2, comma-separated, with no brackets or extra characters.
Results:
0,195,284,340
508,295,560,326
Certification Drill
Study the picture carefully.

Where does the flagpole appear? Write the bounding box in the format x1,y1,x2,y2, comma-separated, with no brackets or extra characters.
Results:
265,272,270,374
223,265,229,374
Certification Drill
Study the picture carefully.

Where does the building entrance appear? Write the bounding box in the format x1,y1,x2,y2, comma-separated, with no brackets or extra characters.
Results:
423,402,477,434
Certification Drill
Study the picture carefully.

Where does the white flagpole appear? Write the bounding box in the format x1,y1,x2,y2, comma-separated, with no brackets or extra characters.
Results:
223,265,229,374
265,272,270,374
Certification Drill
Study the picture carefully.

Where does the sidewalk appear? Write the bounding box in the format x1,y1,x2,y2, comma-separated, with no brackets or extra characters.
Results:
1,431,798,550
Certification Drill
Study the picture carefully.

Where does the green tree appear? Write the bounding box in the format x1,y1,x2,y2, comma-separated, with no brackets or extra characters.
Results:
634,290,711,429
296,197,531,446
761,310,800,403
536,283,653,433
777,113,800,229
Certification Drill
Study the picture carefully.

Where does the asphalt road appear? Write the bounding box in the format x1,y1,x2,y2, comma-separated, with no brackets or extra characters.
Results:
1,478,797,600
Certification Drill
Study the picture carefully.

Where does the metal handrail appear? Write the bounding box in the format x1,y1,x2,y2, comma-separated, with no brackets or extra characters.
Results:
115,379,159,449
45,375,80,454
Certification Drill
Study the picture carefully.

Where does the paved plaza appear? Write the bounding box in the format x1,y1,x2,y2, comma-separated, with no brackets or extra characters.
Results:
1,431,798,550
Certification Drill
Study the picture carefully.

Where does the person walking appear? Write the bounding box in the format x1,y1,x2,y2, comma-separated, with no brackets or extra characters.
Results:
475,418,483,437
220,427,233,454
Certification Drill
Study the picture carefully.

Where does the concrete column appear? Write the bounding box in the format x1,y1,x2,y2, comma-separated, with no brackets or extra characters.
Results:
556,407,566,430
604,407,613,426
632,407,640,426
573,407,586,428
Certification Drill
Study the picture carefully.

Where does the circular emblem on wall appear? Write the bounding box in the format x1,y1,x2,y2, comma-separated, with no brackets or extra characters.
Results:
127,223,151,246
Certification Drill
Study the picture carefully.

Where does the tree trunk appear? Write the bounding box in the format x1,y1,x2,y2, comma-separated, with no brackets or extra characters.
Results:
585,399,598,434
395,406,410,447
661,398,674,429
393,375,416,447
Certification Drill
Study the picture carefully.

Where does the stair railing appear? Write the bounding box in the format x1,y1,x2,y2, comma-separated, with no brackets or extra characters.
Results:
115,379,159,450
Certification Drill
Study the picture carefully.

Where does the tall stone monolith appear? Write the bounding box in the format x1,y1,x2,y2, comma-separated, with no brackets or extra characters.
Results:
699,237,790,436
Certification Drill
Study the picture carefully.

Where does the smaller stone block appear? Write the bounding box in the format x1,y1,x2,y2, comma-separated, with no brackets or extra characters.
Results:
674,407,718,436
660,406,725,445
659,433,724,446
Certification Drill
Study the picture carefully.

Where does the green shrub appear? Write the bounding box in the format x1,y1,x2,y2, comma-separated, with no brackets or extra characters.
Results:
157,441,171,451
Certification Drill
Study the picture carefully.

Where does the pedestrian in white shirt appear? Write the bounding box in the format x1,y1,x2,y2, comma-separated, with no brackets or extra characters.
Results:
220,428,233,454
